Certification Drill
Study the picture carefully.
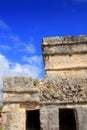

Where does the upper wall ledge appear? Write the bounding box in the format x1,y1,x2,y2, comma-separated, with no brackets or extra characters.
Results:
42,35,87,45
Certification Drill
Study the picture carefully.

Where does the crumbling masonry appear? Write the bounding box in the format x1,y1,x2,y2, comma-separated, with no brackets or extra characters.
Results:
2,35,87,130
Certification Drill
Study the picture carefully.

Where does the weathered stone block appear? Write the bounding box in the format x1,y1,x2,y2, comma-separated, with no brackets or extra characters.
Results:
40,105,59,130
77,108,87,130
44,54,87,70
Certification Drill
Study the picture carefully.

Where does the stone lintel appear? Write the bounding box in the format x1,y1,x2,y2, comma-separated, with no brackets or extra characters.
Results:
40,101,87,106
20,102,40,110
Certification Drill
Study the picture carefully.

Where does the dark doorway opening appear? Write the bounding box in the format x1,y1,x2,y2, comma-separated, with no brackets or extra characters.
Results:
26,110,40,130
59,109,76,130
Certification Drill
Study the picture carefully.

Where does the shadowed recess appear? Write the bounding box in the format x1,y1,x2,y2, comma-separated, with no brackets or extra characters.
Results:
26,110,40,130
59,109,77,130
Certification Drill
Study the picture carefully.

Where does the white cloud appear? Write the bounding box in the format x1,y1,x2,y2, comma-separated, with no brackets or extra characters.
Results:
0,20,9,30
0,54,42,99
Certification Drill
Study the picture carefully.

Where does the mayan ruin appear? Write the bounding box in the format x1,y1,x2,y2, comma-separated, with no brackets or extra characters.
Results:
1,35,87,130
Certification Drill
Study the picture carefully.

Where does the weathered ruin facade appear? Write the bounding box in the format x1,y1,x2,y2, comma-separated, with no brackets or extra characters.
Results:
2,35,87,130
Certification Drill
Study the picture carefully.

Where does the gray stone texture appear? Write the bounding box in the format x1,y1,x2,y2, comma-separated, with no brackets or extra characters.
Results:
2,103,25,130
40,105,59,130
77,108,87,130
1,35,87,130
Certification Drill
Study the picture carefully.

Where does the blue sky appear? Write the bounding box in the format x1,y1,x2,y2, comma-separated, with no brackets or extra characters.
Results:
0,0,87,98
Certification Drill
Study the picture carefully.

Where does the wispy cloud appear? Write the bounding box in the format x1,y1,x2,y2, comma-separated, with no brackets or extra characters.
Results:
23,43,35,53
9,34,36,53
9,34,20,44
0,20,9,30
0,19,35,54
0,45,11,51
23,55,42,67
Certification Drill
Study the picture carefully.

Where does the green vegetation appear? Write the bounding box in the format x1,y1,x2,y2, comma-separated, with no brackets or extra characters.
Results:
0,125,2,130
47,85,52,90
0,106,2,112
0,106,2,130
33,80,38,86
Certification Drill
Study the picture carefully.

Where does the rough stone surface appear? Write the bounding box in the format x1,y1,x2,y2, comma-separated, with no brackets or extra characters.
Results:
2,104,25,130
42,43,87,55
1,35,87,130
42,35,87,45
39,77,87,103
3,77,33,89
77,108,87,130
40,105,59,130
44,54,87,70
2,77,39,103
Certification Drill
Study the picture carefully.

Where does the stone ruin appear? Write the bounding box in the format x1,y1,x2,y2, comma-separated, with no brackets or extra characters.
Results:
1,35,87,130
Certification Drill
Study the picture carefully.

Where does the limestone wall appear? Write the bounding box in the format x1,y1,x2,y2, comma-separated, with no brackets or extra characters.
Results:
2,77,39,103
39,77,87,103
42,35,87,78
40,105,59,130
2,77,40,130
2,76,87,107
2,35,87,130
2,103,25,130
